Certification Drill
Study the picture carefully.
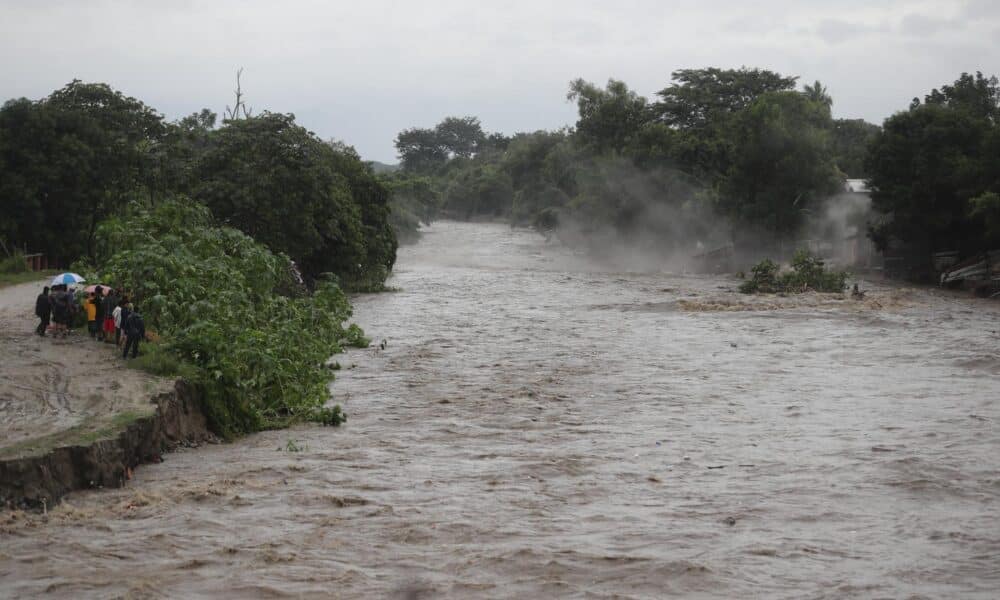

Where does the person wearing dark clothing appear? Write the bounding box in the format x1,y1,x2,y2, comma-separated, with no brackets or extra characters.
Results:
101,290,116,342
94,286,104,340
50,289,69,337
35,287,50,336
117,300,131,348
122,307,144,359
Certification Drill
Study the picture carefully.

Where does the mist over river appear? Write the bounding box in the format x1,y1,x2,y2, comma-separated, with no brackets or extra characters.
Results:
3,221,999,598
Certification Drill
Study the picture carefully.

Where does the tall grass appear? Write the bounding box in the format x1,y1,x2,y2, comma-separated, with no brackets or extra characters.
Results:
0,251,29,274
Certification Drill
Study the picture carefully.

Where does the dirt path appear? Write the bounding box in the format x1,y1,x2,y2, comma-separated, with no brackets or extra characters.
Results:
0,279,172,459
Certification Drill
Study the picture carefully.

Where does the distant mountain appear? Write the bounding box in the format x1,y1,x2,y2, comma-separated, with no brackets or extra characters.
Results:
368,160,401,174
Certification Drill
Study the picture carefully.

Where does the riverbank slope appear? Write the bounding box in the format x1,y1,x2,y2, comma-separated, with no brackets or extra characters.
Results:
0,279,212,508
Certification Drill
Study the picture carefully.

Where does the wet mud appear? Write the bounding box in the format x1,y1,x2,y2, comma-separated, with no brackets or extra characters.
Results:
0,380,212,509
1,221,999,598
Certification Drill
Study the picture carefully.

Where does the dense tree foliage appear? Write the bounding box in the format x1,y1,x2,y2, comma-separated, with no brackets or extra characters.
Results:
720,91,840,236
831,118,880,178
87,199,365,436
394,115,486,173
0,81,165,263
192,114,395,288
0,81,396,289
396,68,842,253
866,72,1000,256
0,79,402,433
567,78,648,153
394,126,448,173
392,67,1000,274
653,67,798,129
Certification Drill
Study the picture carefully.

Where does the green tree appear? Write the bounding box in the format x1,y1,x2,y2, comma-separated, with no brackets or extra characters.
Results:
866,72,1000,258
969,191,1000,246
193,112,395,288
831,118,880,178
802,80,833,112
323,140,397,288
865,101,990,254
924,71,999,121
0,81,165,263
567,78,649,152
395,126,447,172
654,67,798,129
441,163,513,218
93,199,363,436
435,116,485,158
720,91,839,236
153,108,217,196
645,68,798,188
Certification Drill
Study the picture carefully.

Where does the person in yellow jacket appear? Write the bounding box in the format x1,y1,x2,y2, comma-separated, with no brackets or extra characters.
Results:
85,292,99,338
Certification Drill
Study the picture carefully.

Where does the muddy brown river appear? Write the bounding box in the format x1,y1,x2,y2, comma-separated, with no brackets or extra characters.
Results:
2,221,999,598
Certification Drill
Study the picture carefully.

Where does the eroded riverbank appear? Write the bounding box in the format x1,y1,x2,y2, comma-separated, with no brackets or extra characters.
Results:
0,280,215,509
2,221,999,598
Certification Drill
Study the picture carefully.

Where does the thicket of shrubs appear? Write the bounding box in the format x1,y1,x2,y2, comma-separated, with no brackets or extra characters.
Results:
77,199,367,437
739,250,848,294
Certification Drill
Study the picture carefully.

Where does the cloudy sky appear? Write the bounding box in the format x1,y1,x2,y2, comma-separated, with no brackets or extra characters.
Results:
2,0,998,162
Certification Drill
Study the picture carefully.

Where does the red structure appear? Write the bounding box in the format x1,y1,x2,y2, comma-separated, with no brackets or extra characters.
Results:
23,253,49,271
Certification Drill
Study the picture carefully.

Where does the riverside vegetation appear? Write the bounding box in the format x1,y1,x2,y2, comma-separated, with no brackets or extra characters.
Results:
0,80,392,436
0,69,996,436
738,250,848,295
386,69,1000,271
76,200,367,437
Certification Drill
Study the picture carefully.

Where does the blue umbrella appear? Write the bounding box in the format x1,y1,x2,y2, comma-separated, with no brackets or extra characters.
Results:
50,272,86,286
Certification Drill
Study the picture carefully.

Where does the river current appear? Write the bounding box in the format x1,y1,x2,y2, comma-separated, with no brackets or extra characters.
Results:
2,221,999,598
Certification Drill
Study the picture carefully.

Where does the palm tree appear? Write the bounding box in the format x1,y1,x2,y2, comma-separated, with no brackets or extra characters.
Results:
803,80,833,109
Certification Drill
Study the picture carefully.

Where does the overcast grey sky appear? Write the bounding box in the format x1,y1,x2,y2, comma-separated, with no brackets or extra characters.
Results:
2,0,998,162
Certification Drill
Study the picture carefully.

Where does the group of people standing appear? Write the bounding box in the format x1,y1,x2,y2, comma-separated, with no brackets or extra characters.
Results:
34,284,146,359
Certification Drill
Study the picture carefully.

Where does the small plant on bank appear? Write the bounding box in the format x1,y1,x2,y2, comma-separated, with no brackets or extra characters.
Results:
739,250,847,294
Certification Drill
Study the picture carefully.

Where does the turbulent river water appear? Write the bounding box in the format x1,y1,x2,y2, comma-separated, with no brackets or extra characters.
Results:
3,221,1000,599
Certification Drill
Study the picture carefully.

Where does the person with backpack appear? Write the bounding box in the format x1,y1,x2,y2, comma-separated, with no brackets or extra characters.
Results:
122,304,144,359
34,286,50,336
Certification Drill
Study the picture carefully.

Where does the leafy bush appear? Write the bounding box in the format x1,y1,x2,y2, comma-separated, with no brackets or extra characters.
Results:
784,250,847,292
90,198,367,437
739,250,847,294
738,258,780,293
